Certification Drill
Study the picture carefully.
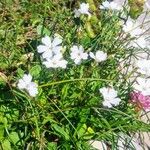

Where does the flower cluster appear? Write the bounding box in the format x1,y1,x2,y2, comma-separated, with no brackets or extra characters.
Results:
17,74,38,97
130,92,150,111
122,17,150,49
37,35,68,69
99,87,121,108
130,57,150,110
106,0,150,110
38,35,107,66
17,34,108,97
113,0,150,50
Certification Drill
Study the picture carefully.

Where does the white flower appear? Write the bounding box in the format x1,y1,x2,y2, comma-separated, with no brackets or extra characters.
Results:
37,34,68,69
122,19,144,37
100,1,122,11
99,87,121,108
79,3,90,15
133,77,150,96
17,74,38,97
89,51,107,63
70,45,88,65
136,59,150,76
43,54,68,69
37,35,62,59
74,3,91,17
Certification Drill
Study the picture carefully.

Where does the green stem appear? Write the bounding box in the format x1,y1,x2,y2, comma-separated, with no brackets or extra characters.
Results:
39,78,112,88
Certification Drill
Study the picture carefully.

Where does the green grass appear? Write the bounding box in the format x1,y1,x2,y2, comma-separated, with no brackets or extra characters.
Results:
0,0,150,149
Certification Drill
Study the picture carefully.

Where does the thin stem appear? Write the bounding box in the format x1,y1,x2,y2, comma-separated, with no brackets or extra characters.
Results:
39,78,112,88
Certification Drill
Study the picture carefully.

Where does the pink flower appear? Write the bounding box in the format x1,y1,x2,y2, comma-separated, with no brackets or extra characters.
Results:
130,92,150,111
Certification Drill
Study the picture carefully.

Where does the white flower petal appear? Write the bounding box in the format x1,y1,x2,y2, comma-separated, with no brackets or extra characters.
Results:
89,52,95,59
41,36,52,46
52,36,62,47
43,59,53,68
103,100,112,108
17,79,26,89
22,74,32,84
27,83,38,97
58,59,68,69
99,5,105,9
96,51,107,62
28,88,38,97
79,45,84,52
37,45,49,53
52,46,62,54
102,1,110,9
42,50,53,59
100,1,122,11
81,53,88,60
133,77,150,96
111,98,121,106
74,58,81,65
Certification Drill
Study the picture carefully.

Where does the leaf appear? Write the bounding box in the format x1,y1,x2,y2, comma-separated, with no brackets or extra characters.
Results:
37,25,51,35
0,115,8,127
30,65,41,78
61,84,69,99
0,126,4,140
42,116,57,125
9,132,20,145
47,142,57,150
84,127,95,140
87,127,94,134
51,124,70,141
85,22,96,38
2,139,11,150
80,35,91,46
0,72,7,86
77,124,87,138
76,124,95,140
5,109,19,122
17,68,24,77
0,56,9,70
